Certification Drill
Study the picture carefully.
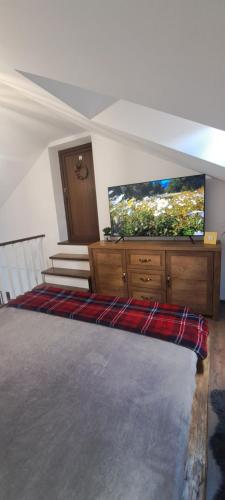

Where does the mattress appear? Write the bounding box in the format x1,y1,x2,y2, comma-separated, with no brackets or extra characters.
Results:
0,307,197,500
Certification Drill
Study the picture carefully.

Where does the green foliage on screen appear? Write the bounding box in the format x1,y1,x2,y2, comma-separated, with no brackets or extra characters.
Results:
108,175,205,237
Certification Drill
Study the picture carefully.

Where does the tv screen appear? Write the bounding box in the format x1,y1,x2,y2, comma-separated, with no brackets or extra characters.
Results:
108,174,205,237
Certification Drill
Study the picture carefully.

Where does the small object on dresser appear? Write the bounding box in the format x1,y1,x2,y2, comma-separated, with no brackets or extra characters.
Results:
204,231,217,245
102,227,112,241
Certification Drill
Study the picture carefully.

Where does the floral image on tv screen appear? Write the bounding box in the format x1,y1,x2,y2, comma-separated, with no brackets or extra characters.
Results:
108,174,205,237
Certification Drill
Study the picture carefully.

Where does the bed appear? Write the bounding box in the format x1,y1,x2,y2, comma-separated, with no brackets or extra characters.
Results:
0,286,209,500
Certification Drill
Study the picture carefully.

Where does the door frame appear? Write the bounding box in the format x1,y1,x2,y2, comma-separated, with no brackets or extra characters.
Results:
59,143,100,244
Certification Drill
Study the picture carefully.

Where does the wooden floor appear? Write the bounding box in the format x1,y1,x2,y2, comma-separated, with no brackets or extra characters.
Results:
207,302,225,499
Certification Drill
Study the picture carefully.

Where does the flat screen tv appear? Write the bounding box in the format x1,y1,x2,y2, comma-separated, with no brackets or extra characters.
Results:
108,174,205,237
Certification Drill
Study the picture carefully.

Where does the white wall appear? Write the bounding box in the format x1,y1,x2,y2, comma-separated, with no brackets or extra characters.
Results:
92,135,225,232
0,148,60,258
0,133,225,297
92,135,199,232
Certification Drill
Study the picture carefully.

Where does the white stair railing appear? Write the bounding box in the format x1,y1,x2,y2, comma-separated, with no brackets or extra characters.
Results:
0,234,46,303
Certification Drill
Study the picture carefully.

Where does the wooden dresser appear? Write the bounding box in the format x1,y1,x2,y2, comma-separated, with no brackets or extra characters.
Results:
88,240,221,319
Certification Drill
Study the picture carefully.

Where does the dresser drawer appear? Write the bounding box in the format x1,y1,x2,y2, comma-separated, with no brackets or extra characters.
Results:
94,249,125,266
128,270,164,289
131,288,165,302
127,250,164,269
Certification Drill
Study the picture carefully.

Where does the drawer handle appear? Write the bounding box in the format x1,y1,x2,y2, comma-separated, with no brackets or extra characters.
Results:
141,295,153,300
139,258,152,263
140,277,152,282
167,275,171,287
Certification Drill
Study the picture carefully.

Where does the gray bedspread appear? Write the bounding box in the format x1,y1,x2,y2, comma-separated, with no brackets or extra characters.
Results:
0,307,197,500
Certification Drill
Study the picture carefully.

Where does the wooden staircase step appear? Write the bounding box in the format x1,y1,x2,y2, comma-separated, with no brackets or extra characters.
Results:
41,283,89,292
42,267,91,279
49,253,89,261
58,240,94,245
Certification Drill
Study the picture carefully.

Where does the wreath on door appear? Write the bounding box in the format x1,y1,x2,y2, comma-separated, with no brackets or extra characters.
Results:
74,158,89,180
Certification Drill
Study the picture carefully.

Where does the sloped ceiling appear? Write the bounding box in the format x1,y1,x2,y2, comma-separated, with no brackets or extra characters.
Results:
19,72,225,181
0,0,225,130
0,78,84,206
93,100,225,168
18,72,117,119
0,0,225,206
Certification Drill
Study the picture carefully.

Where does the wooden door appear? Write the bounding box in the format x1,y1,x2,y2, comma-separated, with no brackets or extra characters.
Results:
166,251,213,314
59,144,100,244
93,249,128,297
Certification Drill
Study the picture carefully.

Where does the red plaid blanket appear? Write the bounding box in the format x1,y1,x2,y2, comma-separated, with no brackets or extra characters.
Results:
8,285,208,359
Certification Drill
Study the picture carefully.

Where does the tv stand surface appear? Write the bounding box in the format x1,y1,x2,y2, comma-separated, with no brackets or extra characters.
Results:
115,235,125,244
188,235,195,244
88,240,221,319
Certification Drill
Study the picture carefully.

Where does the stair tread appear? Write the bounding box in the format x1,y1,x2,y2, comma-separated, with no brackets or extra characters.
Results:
38,283,89,292
42,267,91,279
58,240,95,245
49,253,89,261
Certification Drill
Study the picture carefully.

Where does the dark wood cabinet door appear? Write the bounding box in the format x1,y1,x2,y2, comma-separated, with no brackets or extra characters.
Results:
166,251,213,314
59,143,100,244
93,249,128,297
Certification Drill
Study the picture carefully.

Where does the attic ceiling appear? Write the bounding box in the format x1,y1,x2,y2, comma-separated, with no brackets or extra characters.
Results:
0,78,84,206
18,72,117,120
0,0,225,207
1,0,225,130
